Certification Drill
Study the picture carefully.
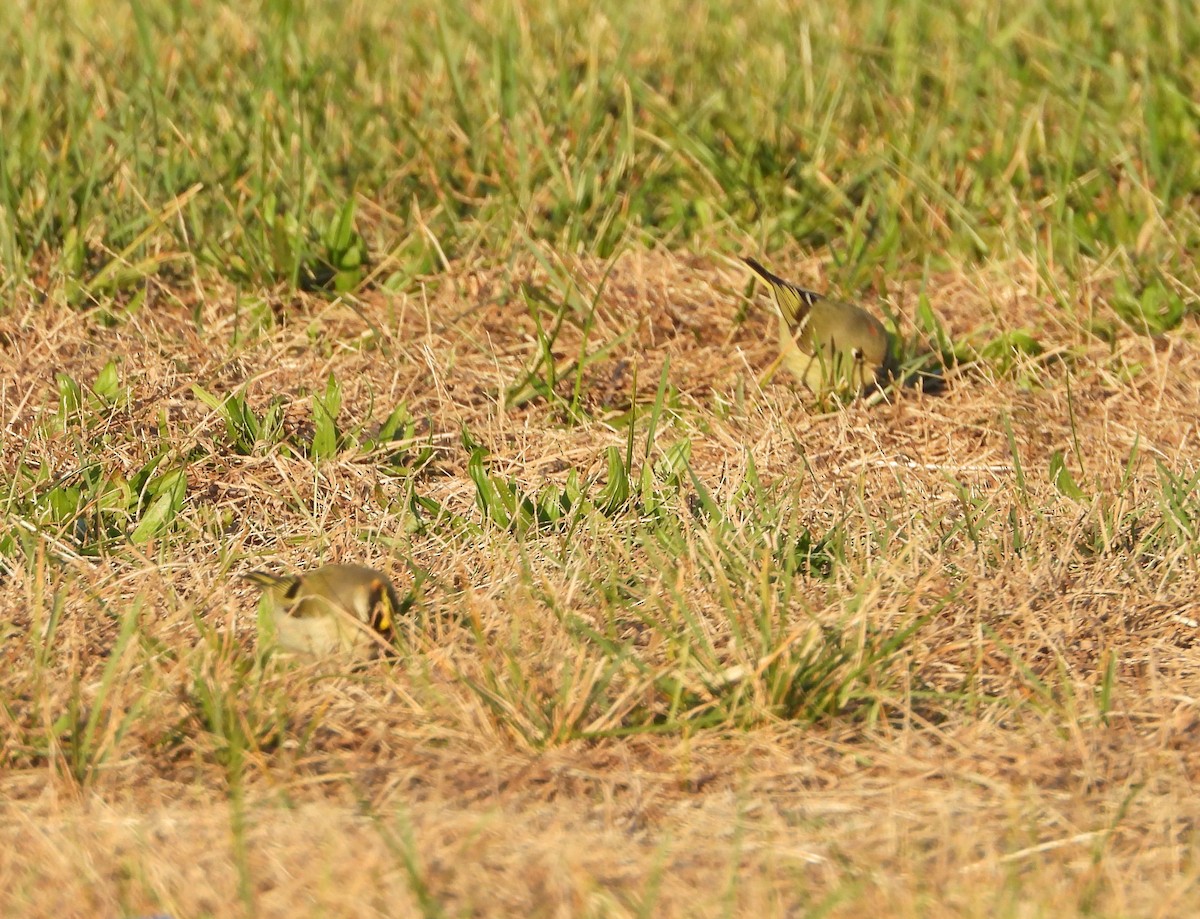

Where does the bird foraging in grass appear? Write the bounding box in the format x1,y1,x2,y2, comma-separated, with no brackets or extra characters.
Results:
741,256,898,393
242,563,401,660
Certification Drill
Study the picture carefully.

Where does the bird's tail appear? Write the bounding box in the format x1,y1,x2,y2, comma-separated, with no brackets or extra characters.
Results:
241,570,293,590
740,256,822,326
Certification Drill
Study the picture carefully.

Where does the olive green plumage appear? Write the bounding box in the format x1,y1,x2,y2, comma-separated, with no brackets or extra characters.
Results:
741,257,897,392
242,563,401,659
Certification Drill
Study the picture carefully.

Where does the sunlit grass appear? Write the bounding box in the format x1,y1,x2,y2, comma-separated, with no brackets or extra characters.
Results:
2,1,1200,916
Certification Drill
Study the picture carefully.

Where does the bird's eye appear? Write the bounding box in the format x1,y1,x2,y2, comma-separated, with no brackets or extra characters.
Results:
852,348,863,361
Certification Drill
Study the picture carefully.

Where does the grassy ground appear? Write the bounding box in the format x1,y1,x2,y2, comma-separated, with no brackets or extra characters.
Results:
2,0,1200,916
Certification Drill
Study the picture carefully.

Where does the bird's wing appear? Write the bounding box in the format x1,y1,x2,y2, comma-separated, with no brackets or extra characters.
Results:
741,257,822,327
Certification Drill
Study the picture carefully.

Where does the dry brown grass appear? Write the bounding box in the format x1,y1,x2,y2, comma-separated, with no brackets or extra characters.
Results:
3,249,1200,917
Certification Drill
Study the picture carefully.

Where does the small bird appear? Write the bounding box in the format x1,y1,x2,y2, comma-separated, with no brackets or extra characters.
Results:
241,564,401,659
741,257,898,392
